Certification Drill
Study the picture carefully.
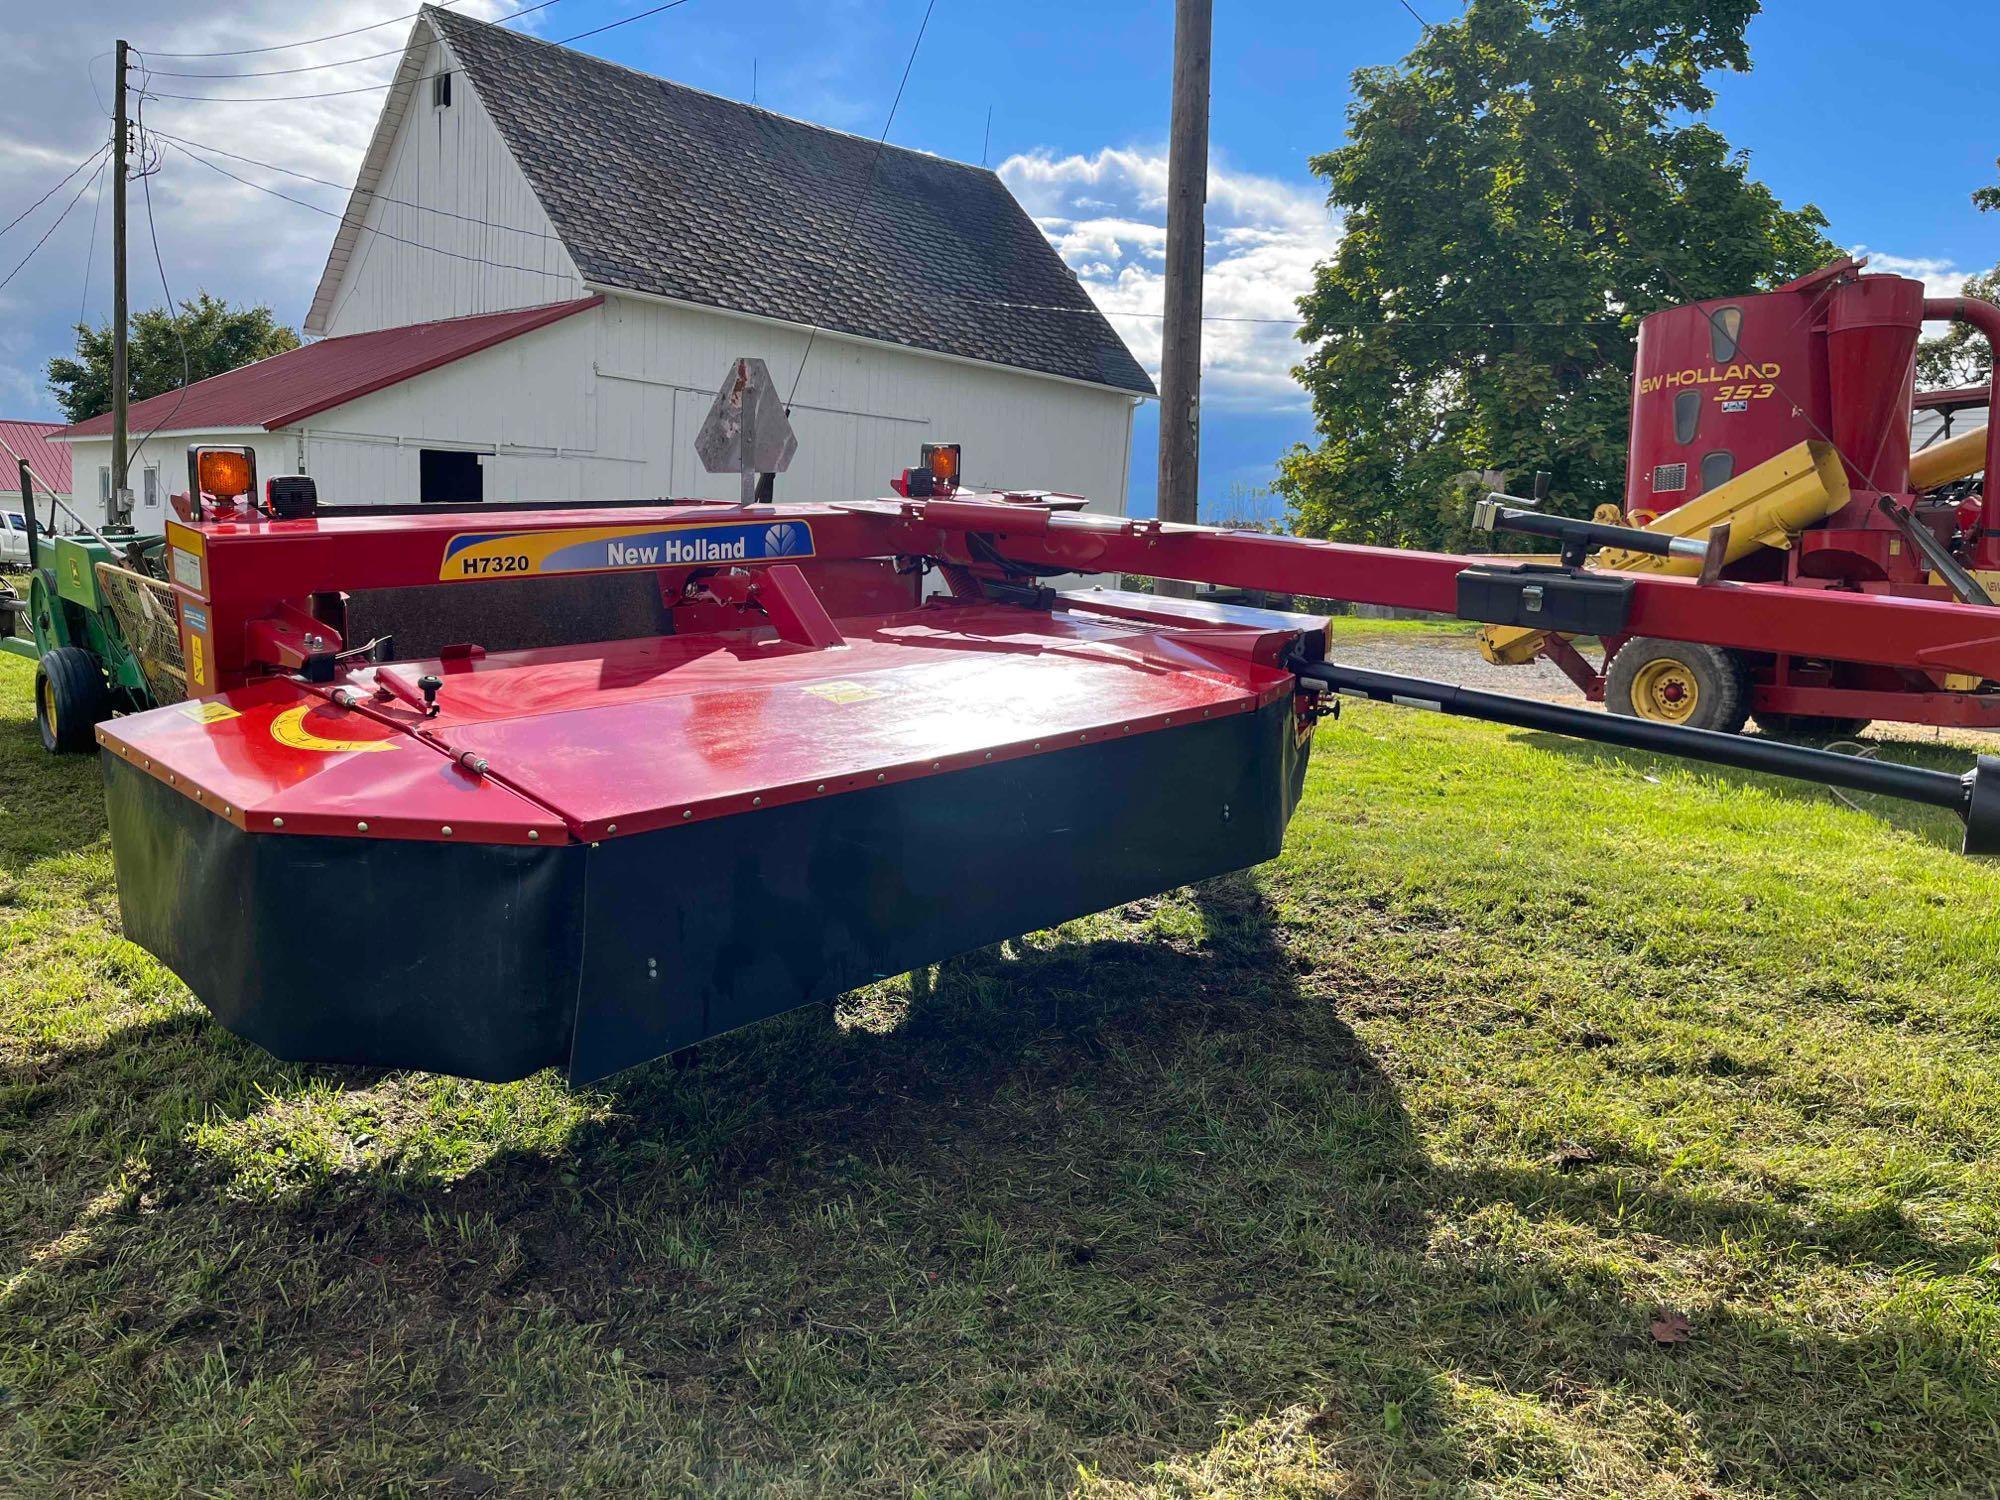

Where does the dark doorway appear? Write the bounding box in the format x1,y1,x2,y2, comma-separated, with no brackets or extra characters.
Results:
420,449,484,504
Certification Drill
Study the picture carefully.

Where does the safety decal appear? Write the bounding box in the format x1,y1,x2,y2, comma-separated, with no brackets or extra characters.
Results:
802,680,882,705
438,520,816,581
269,702,400,754
178,701,243,724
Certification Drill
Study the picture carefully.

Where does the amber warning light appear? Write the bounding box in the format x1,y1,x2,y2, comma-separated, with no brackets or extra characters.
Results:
188,446,258,512
892,442,963,498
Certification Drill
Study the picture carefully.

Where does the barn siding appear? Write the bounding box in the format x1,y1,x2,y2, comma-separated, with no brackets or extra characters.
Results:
300,298,1138,515
316,35,583,337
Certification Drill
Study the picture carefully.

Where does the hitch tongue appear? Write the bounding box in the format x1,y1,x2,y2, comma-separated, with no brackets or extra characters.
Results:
1294,659,2000,857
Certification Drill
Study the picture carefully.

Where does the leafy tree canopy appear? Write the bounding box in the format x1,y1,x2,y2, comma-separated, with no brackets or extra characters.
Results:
1276,0,1839,551
47,292,300,425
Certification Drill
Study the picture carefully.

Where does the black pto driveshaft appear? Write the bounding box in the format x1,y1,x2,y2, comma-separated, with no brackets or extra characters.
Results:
1293,659,2000,857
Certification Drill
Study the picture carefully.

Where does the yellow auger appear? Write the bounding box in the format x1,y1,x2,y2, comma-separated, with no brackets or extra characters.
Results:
1477,440,1853,665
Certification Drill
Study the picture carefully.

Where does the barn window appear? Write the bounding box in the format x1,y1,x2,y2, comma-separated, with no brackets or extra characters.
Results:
1674,389,1702,444
420,449,483,504
1699,451,1735,493
432,72,453,109
142,466,159,509
1708,306,1743,362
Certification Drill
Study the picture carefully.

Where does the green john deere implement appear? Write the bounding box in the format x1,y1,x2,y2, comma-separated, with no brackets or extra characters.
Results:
1,462,182,752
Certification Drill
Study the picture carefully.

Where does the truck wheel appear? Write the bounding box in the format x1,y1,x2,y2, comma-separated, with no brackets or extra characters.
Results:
1605,639,1749,734
1752,712,1872,742
35,646,111,753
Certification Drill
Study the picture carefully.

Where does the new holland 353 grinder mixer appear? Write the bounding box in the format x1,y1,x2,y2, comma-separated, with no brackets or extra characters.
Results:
58,359,2000,1083
1478,257,2000,735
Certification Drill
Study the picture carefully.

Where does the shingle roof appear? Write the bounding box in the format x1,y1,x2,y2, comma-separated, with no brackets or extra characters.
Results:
425,8,1153,397
58,299,600,439
0,420,72,494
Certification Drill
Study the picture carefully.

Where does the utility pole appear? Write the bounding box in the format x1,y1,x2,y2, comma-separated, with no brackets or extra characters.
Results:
1155,0,1210,598
111,38,131,527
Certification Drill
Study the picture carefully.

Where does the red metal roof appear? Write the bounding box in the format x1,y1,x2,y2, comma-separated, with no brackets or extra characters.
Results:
0,420,72,494
59,298,602,441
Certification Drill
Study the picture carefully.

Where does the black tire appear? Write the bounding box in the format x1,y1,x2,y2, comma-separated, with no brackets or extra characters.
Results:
1751,712,1872,742
1604,638,1750,734
35,646,111,754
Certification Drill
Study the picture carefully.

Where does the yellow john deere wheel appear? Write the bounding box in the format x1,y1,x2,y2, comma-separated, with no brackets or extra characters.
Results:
38,673,57,740
1628,655,1701,724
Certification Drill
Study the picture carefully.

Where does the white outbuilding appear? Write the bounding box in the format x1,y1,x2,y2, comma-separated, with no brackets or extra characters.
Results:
58,6,1151,515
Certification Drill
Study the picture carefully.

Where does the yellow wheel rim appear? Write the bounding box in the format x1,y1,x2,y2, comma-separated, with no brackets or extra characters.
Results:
38,673,56,738
1629,657,1701,724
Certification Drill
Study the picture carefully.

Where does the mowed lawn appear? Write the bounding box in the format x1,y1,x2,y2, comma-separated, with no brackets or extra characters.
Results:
3,650,1999,1497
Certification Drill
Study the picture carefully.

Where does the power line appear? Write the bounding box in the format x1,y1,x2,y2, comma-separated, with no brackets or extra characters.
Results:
551,0,693,47
131,95,194,477
78,147,108,328
138,0,568,78
0,143,111,244
789,0,939,406
144,0,696,102
963,295,1625,329
0,152,110,299
136,0,480,59
161,137,575,279
154,131,560,240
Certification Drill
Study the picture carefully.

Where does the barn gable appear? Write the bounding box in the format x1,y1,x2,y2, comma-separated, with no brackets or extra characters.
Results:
307,7,1151,397
305,23,584,336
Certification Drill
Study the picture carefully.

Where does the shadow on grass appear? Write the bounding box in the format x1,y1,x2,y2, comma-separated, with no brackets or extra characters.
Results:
7,874,1999,1491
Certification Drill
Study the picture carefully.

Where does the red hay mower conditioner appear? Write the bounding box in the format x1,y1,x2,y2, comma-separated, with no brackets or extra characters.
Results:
69,360,2000,1083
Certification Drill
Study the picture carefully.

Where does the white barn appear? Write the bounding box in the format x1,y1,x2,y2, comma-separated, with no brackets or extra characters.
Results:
58,7,1151,513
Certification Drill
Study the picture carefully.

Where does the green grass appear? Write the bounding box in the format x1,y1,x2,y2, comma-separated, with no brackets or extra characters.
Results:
3,652,1998,1497
1322,614,1479,643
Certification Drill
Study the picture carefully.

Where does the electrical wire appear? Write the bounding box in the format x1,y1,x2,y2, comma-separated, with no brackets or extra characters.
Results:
77,143,108,328
788,0,939,406
140,0,568,78
137,0,480,59
959,295,1626,329
161,138,575,279
0,142,111,244
154,131,560,240
0,152,110,298
128,99,194,478
144,0,696,102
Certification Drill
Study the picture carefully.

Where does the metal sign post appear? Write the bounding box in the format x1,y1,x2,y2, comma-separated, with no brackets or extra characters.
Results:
695,358,798,504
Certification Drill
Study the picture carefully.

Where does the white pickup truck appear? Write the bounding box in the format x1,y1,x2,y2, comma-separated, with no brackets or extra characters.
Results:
0,510,30,567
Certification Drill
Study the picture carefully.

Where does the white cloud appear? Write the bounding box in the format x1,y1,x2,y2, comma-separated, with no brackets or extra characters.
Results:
0,1,525,420
998,147,1340,412
1847,247,1969,299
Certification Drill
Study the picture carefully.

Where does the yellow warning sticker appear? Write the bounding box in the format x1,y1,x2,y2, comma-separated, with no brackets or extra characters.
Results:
802,680,881,705
178,701,242,724
186,633,207,688
269,702,399,754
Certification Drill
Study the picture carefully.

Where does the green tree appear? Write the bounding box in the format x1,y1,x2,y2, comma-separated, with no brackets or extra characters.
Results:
47,292,299,424
1276,0,1839,551
1973,157,1999,214
1916,265,1997,390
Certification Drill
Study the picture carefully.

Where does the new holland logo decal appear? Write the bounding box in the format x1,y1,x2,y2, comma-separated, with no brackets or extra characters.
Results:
439,521,816,581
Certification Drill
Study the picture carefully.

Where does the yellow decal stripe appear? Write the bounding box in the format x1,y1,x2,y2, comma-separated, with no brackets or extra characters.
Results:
269,703,399,754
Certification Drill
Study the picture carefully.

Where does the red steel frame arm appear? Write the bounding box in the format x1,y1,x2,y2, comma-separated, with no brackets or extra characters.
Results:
888,502,2000,683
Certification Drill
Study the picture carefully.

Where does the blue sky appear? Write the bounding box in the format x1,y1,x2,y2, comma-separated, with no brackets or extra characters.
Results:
1,0,1994,517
